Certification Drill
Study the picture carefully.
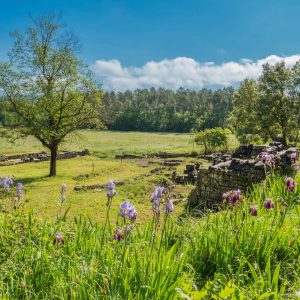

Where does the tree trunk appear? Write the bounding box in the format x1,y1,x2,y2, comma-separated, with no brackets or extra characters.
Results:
49,146,58,177
282,129,288,146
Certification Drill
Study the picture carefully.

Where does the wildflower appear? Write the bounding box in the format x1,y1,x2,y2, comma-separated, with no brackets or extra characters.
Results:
165,199,174,215
106,180,116,200
0,176,14,191
290,152,297,165
126,205,137,221
250,205,258,216
151,186,164,201
119,201,131,217
290,153,299,170
118,201,137,221
222,191,231,203
230,189,242,204
60,183,67,202
151,186,166,214
286,177,296,192
292,165,300,171
222,189,242,205
265,198,275,209
152,198,161,214
61,183,67,192
16,183,24,199
113,227,123,241
60,193,66,202
124,225,132,234
53,232,65,245
259,152,275,168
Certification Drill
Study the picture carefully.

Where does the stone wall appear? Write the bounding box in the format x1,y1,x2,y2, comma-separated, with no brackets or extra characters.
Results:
188,143,297,210
0,149,90,167
188,166,265,210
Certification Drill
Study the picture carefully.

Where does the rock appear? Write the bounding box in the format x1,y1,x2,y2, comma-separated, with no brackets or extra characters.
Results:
163,160,181,166
174,162,202,184
115,153,145,159
185,164,195,172
0,156,7,162
82,149,90,155
150,168,164,174
74,180,127,191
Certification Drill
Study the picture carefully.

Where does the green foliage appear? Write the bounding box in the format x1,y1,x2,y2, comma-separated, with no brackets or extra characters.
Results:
101,87,234,133
231,61,300,145
230,79,263,144
194,127,228,153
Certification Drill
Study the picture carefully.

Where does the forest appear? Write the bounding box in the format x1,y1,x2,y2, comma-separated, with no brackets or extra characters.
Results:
100,87,234,132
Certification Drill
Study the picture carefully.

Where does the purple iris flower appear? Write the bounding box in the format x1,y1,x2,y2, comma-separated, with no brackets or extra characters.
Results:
119,201,137,221
290,153,299,170
53,232,65,245
152,198,161,214
17,182,23,192
291,152,297,164
124,225,132,234
151,186,164,201
250,205,258,216
119,201,131,217
222,191,231,203
259,152,275,168
61,183,67,192
0,176,14,191
230,189,241,204
106,180,116,199
165,199,174,215
113,227,123,241
222,189,242,204
286,177,296,192
16,182,24,199
60,183,67,202
265,198,275,209
126,206,137,221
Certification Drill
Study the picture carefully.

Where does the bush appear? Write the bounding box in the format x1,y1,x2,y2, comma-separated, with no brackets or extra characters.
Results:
194,127,228,154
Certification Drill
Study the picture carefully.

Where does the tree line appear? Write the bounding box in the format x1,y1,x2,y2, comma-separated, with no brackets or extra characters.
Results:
100,87,234,132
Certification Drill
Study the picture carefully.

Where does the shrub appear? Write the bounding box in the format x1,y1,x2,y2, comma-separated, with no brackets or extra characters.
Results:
194,127,228,154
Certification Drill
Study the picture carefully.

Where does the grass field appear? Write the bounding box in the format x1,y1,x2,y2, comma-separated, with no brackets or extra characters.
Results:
0,130,237,222
0,129,197,157
0,155,197,222
0,130,216,222
0,129,239,156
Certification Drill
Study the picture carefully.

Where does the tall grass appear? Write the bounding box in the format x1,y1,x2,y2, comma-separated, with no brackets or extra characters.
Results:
1,173,300,299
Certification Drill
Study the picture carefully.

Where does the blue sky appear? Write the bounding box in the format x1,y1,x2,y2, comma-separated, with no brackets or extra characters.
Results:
1,0,300,90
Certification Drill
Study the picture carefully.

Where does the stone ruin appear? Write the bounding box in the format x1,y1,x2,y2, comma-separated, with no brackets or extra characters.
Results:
0,149,90,167
172,163,201,184
187,142,297,210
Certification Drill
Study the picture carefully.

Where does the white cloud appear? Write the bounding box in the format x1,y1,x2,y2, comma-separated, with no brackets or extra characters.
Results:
91,54,300,91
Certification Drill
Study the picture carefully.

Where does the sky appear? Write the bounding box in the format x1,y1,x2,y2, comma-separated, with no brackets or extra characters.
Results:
1,0,300,91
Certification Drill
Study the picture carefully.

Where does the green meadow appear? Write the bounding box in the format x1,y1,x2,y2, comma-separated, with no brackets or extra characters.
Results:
0,129,197,157
0,130,206,222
